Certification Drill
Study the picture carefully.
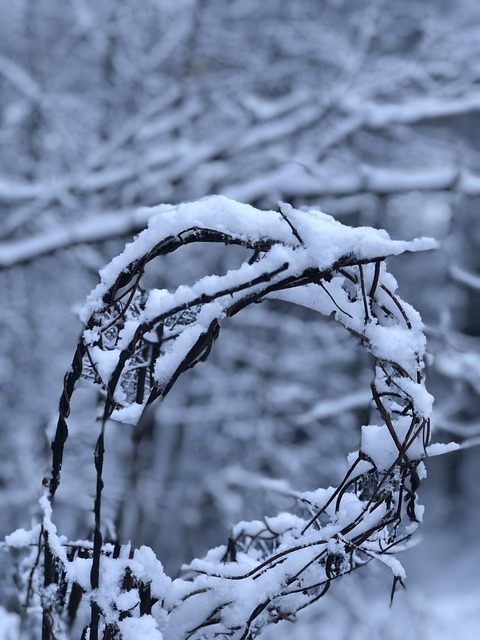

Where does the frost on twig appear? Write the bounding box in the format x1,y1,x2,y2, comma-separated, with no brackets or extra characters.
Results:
15,196,435,639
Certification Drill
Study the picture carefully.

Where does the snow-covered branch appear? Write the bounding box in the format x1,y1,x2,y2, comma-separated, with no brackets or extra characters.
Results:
0,207,153,268
225,165,480,203
449,263,480,291
8,197,435,640
2,86,480,228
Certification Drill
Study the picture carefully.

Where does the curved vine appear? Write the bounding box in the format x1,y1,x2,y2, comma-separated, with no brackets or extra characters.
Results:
27,196,435,639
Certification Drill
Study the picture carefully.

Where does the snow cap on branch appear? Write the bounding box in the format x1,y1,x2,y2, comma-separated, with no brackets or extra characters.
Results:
35,196,436,640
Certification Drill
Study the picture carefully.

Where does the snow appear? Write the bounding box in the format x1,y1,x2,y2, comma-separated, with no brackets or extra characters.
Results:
224,162,473,203
115,589,140,612
8,196,444,639
80,196,435,323
426,442,460,456
0,607,19,640
3,524,40,547
39,494,69,566
368,551,406,580
119,615,164,640
75,197,433,449
343,91,480,128
435,350,480,394
298,390,372,424
396,378,434,417
111,402,144,424
153,323,206,385
4,2,480,637
361,413,429,470
67,555,91,590
364,323,424,372
237,103,321,152
449,263,480,291
0,206,157,268
131,546,172,598
88,345,119,384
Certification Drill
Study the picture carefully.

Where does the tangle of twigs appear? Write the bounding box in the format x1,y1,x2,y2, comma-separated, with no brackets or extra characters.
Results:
13,197,434,640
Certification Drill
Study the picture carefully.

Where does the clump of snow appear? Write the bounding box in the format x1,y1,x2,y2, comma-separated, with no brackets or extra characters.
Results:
365,323,421,372
67,555,91,591
346,452,374,478
334,492,365,523
361,424,399,471
4,525,41,547
118,615,163,640
115,589,140,612
396,378,434,417
131,546,172,598
88,345,119,384
111,402,144,424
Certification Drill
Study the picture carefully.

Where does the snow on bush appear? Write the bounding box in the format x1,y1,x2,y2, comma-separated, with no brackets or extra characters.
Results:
5,196,437,639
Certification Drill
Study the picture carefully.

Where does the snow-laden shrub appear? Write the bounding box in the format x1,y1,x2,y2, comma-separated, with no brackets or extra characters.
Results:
6,196,437,639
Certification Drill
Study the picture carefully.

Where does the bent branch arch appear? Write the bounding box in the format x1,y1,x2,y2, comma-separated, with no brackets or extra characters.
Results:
40,196,434,639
